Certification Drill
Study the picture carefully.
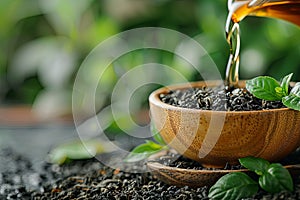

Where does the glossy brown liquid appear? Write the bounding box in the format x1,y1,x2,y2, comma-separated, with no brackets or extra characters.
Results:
225,0,300,87
232,1,300,26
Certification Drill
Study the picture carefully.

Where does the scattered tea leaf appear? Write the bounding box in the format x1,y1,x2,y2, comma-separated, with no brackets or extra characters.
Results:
208,172,258,200
239,157,270,175
259,163,293,193
246,76,282,101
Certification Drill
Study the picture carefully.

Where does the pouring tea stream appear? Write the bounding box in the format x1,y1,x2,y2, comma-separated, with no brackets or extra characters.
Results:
225,0,300,87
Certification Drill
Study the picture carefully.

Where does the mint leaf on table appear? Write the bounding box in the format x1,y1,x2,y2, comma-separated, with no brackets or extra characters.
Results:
125,123,168,162
48,140,112,165
280,73,293,96
151,124,166,145
153,132,166,146
208,172,258,200
282,82,300,111
259,163,293,193
246,76,283,101
239,157,269,175
124,140,165,162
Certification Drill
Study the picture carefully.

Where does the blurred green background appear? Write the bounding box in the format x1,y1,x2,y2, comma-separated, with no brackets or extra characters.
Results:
0,0,299,120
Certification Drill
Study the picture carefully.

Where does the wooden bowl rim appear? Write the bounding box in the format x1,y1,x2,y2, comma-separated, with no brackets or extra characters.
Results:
149,80,292,114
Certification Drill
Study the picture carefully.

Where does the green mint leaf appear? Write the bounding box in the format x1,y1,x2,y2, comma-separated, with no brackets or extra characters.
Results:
246,76,282,101
239,157,270,175
275,87,284,96
48,140,109,165
259,163,293,193
153,133,166,145
282,82,300,111
151,123,166,145
145,140,164,148
290,82,300,96
208,172,258,200
282,95,300,111
124,141,164,162
280,73,293,96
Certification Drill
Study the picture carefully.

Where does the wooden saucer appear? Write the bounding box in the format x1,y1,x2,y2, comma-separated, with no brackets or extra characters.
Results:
147,150,300,188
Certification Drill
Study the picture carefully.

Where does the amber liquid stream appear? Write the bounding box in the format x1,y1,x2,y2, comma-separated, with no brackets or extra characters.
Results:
225,0,300,87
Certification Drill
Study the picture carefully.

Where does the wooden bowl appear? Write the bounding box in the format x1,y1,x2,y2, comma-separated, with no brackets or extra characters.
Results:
147,150,300,188
149,81,300,167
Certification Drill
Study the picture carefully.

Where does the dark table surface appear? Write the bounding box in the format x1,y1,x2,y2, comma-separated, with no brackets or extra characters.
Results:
0,124,77,170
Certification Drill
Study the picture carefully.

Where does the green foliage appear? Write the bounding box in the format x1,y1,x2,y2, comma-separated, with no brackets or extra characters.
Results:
1,0,300,108
124,140,165,163
48,140,114,165
240,157,293,194
239,157,269,175
246,73,300,111
209,157,294,199
282,83,300,111
208,172,258,200
125,125,167,162
259,163,293,193
280,73,293,96
245,76,283,101
151,124,166,145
